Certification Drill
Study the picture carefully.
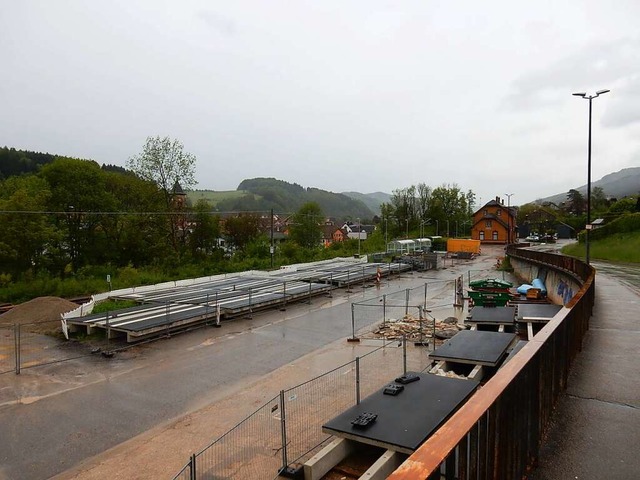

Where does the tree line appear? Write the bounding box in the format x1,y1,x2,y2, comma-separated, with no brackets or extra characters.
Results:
380,184,476,238
0,138,482,302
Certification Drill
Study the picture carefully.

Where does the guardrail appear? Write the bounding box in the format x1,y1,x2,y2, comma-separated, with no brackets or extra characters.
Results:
388,246,594,479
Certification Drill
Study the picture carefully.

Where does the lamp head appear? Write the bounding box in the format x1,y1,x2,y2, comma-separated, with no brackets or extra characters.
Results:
572,92,587,97
596,89,610,95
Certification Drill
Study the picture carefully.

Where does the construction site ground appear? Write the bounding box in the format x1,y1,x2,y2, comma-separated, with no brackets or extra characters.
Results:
1,246,513,480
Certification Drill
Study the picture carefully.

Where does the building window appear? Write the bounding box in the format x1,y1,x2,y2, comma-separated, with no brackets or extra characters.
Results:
483,210,488,216
485,220,492,228
497,209,502,216
493,231,498,240
479,231,485,240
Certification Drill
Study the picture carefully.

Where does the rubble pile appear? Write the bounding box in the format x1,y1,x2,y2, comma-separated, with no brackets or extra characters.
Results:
369,314,467,341
430,367,468,380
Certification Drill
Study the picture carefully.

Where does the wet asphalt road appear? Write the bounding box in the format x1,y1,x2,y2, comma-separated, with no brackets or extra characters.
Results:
0,266,471,480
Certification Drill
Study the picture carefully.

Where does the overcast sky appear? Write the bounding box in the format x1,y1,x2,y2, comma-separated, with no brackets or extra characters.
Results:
2,0,639,206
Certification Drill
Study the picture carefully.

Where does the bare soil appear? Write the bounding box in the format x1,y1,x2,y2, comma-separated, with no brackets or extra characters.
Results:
0,296,78,334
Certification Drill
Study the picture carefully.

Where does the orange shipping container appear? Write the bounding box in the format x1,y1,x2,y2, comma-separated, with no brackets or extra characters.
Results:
447,239,481,254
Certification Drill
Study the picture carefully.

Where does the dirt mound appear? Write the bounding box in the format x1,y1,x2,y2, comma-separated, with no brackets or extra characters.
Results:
0,296,79,334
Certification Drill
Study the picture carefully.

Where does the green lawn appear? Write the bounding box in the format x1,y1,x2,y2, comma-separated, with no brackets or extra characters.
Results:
561,232,640,263
188,190,258,207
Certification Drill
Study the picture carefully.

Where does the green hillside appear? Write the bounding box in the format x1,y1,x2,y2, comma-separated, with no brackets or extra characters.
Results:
190,178,375,220
188,190,258,207
341,191,391,215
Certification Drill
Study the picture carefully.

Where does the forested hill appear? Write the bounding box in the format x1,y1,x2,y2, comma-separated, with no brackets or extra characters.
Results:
0,147,125,179
0,147,57,178
213,177,376,219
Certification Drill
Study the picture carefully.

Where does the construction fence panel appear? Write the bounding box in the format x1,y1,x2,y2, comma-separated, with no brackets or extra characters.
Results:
357,342,406,399
171,342,432,479
0,324,16,375
283,359,358,466
171,461,192,480
194,394,282,480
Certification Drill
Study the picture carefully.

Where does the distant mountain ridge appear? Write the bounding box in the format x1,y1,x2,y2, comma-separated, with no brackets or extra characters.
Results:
534,167,640,205
341,191,391,216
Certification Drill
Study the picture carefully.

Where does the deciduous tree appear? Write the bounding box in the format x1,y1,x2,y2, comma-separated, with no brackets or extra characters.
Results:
289,202,324,248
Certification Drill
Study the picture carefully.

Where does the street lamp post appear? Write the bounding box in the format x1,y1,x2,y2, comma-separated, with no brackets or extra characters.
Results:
405,219,409,239
505,193,514,244
435,219,439,236
573,89,610,265
446,219,449,237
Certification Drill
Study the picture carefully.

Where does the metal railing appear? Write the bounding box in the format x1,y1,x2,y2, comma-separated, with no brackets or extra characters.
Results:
387,246,595,479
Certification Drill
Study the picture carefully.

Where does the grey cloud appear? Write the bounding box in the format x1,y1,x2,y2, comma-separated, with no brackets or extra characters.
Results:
502,37,640,112
601,77,640,128
197,10,238,36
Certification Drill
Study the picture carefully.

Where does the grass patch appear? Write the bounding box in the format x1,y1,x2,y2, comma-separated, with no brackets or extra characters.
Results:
187,190,258,207
562,232,640,263
92,299,138,314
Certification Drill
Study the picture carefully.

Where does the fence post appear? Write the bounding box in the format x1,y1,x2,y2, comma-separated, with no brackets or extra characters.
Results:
362,266,366,290
433,313,437,352
348,304,359,342
14,323,20,375
418,305,424,345
166,302,171,336
106,312,110,350
248,288,253,318
279,390,288,472
190,453,196,480
356,357,361,404
280,282,287,311
215,291,221,327
403,334,407,374
328,273,333,298
405,289,410,316
383,294,387,327
205,293,209,324
308,282,312,304
424,283,428,309
346,270,352,293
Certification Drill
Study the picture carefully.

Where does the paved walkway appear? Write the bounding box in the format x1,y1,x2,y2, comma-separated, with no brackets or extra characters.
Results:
530,267,640,479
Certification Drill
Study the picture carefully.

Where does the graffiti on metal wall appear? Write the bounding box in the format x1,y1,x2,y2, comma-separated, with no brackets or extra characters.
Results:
557,280,574,305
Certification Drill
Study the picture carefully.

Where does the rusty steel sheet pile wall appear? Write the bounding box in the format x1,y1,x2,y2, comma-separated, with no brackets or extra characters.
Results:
387,247,595,480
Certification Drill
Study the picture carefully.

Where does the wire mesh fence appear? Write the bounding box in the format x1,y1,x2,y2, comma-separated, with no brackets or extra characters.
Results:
350,280,461,341
174,340,432,479
171,461,192,480
193,394,282,480
282,360,357,465
1,269,482,377
0,319,122,375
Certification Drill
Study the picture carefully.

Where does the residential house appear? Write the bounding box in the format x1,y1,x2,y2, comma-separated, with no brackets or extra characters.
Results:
321,224,348,247
471,196,517,244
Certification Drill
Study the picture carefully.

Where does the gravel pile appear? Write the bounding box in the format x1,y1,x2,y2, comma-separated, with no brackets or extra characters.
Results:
0,296,78,334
